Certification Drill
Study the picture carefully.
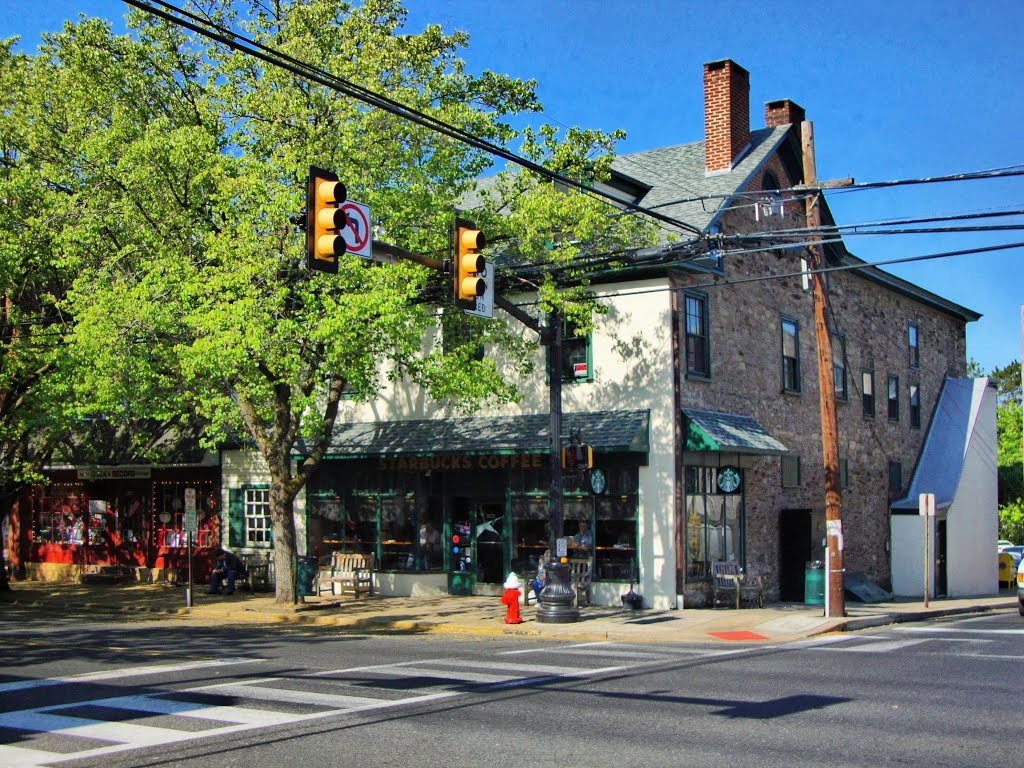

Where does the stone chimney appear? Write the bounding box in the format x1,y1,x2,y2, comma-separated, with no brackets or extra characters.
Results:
703,59,750,174
765,99,806,128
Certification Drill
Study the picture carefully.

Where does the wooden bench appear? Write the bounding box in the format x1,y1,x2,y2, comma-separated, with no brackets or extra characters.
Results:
711,560,765,609
315,552,375,598
569,559,592,607
238,553,272,593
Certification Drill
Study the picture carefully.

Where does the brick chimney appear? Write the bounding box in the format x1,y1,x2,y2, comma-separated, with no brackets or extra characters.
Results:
765,99,806,128
704,59,750,174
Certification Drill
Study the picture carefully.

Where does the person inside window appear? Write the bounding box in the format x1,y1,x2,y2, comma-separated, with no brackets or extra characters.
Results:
574,521,593,548
208,547,244,595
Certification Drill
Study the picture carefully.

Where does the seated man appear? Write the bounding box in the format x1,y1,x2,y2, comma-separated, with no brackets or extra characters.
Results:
208,547,244,595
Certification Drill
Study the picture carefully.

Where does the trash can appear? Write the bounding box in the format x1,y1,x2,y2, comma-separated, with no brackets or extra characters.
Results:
804,561,825,606
296,555,317,598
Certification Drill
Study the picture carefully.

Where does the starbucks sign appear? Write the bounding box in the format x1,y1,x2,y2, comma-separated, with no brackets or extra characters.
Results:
717,466,741,493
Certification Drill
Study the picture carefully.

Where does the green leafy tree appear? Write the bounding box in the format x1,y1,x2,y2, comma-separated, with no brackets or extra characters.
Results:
15,1,657,602
991,361,1023,542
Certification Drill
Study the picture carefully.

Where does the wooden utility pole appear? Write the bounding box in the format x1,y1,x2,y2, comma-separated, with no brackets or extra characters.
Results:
801,120,846,618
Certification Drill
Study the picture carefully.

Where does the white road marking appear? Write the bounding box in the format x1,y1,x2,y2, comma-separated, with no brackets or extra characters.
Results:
893,627,1024,636
0,654,637,767
0,658,259,694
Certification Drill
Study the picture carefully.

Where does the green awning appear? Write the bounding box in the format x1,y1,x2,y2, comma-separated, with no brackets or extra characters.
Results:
683,408,788,455
296,409,650,458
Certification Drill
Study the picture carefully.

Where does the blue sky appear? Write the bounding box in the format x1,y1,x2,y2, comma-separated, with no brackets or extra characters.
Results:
3,0,1022,373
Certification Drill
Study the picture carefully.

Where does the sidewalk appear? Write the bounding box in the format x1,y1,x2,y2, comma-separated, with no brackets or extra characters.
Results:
1,581,1016,644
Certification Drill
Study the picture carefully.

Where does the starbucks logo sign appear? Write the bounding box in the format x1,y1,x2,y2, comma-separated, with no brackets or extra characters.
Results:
717,466,741,493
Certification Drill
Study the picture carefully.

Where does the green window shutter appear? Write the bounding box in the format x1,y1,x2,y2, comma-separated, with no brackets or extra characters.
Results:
228,488,245,548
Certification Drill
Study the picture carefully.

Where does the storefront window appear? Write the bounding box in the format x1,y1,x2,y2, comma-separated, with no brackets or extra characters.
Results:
31,486,87,544
511,497,548,576
154,481,219,549
509,463,639,582
684,466,745,580
595,497,637,580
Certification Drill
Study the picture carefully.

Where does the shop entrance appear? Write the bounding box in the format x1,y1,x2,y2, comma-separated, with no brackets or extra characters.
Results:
779,508,812,602
449,497,506,596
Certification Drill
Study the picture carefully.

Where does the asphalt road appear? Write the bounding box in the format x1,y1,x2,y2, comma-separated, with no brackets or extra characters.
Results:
1,608,1020,767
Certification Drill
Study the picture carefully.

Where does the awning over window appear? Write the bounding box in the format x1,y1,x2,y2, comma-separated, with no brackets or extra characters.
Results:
296,409,650,458
682,408,788,455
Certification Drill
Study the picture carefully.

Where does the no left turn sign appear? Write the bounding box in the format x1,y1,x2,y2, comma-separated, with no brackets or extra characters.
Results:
341,200,372,259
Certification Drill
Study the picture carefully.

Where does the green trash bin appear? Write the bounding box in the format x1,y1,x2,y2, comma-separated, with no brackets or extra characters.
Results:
296,555,317,598
804,561,825,605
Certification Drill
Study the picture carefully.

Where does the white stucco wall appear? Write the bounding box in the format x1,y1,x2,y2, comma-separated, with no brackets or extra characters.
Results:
945,382,998,596
219,449,306,556
220,278,680,606
333,278,679,607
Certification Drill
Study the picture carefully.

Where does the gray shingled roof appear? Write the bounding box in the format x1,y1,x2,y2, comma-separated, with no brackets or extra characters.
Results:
891,378,990,510
611,126,791,238
297,409,650,458
682,407,788,455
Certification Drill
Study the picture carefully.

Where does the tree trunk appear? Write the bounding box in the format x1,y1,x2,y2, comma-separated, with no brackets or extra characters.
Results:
270,475,299,606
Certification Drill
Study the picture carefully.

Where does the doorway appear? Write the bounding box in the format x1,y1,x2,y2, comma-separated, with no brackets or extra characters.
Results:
449,498,507,596
779,509,812,602
935,519,947,597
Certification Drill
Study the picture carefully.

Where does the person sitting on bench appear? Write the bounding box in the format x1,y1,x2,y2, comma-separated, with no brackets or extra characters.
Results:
208,547,244,595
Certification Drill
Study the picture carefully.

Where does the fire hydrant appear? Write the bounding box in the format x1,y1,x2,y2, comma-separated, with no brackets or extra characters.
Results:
501,573,523,624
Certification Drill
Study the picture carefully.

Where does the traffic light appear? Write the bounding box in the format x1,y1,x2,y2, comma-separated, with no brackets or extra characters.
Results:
453,218,486,305
561,445,593,469
306,166,347,274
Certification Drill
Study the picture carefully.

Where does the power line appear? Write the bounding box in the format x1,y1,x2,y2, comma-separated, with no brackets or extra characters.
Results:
122,0,705,237
497,240,1024,308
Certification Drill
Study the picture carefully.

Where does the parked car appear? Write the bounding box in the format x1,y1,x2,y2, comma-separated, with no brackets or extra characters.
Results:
999,539,1016,551
1018,559,1024,617
1003,545,1024,571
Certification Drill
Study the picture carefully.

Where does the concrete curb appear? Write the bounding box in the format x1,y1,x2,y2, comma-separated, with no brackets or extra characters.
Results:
840,602,1011,632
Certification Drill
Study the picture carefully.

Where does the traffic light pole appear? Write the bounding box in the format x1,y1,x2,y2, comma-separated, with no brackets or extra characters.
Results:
536,306,579,623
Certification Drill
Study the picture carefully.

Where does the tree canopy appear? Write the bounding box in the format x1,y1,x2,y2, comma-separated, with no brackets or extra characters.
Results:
3,0,658,601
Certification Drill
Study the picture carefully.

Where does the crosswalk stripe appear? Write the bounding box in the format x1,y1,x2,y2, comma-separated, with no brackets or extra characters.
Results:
823,638,929,653
0,710,190,747
893,627,1024,636
0,744,64,768
0,658,258,694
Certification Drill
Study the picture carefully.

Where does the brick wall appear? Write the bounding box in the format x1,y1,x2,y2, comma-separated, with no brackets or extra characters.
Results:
679,153,969,594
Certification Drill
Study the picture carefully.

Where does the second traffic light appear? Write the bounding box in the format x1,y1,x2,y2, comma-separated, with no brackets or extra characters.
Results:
561,445,593,470
453,218,486,305
306,165,347,274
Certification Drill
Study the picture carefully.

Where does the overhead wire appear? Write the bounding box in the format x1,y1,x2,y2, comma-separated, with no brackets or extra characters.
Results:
121,0,705,237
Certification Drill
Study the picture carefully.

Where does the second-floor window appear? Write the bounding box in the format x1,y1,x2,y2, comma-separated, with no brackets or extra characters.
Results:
888,460,903,494
888,375,900,421
685,292,710,377
910,384,921,428
862,370,875,417
908,323,920,368
781,317,801,393
832,334,847,400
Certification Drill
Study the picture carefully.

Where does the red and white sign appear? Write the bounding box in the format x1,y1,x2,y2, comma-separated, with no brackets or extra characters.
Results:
573,362,589,378
341,200,372,259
